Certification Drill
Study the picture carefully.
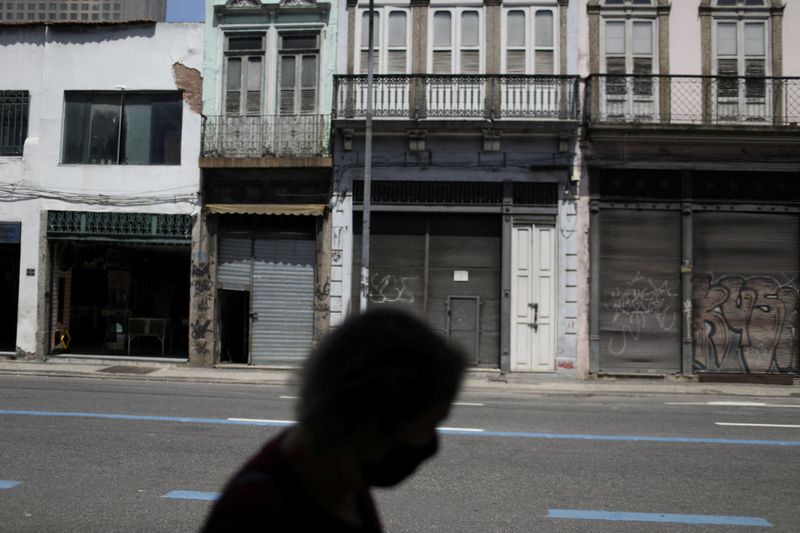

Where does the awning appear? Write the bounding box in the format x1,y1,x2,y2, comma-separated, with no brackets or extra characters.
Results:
205,204,326,216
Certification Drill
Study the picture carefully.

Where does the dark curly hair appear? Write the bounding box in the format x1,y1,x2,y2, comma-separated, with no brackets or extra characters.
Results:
297,307,467,447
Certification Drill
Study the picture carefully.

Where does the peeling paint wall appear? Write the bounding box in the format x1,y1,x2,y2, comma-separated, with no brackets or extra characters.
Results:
173,63,203,115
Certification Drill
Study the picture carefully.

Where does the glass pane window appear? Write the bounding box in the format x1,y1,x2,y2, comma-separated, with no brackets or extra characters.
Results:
534,11,553,47
605,21,625,55
461,11,479,47
433,11,451,47
62,92,182,165
280,33,319,115
744,22,765,56
360,11,380,74
388,11,406,47
716,23,737,56
632,21,652,55
507,11,525,47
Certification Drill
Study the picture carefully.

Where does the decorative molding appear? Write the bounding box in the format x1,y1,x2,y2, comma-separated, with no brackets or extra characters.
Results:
280,0,318,6
226,0,261,7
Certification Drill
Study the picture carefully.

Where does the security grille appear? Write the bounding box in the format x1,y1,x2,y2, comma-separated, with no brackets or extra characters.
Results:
0,91,29,156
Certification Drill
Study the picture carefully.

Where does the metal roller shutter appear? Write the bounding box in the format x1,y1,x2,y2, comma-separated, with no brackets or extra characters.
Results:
599,209,682,373
250,238,315,364
693,212,800,374
218,237,252,291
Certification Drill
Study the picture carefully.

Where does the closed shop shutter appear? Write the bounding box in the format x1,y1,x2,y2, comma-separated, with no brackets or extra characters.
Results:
693,212,800,373
353,213,501,367
251,238,315,364
599,209,682,373
218,237,252,291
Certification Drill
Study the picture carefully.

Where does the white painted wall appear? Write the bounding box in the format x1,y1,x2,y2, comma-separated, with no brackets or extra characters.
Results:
0,22,203,356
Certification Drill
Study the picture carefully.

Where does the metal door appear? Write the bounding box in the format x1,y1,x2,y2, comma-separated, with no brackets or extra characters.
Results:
251,238,315,364
598,209,681,373
447,296,480,366
693,212,799,374
511,224,556,371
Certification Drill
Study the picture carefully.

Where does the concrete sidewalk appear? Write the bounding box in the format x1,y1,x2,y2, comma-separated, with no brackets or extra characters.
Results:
1,355,798,397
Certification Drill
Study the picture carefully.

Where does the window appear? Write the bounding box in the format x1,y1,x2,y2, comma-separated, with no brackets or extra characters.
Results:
279,33,319,115
504,8,556,74
605,19,654,75
431,9,481,74
358,8,410,74
716,0,765,5
62,92,182,165
224,33,265,116
0,91,30,157
711,0,771,118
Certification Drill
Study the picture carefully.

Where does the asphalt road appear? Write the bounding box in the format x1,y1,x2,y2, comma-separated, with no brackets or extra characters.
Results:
0,375,798,532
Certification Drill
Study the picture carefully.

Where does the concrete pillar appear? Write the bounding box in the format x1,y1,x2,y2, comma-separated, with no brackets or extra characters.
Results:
314,209,332,346
188,210,217,367
35,210,50,361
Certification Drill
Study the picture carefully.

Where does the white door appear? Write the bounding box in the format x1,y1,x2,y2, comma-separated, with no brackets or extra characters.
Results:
511,224,556,371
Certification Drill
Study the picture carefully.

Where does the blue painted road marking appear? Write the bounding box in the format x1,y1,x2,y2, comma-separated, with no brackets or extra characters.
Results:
0,480,21,489
2,409,800,447
162,490,220,501
548,509,772,527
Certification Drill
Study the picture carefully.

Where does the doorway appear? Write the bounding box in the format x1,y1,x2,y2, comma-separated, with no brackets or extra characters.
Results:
511,223,557,371
219,289,250,364
0,242,20,352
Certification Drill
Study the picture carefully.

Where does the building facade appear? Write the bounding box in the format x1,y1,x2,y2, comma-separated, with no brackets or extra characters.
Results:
190,0,337,366
578,0,800,378
330,0,582,374
0,21,203,359
0,0,167,22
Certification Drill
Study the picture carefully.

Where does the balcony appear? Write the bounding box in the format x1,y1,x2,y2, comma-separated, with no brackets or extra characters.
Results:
200,114,331,168
586,74,800,127
334,75,580,122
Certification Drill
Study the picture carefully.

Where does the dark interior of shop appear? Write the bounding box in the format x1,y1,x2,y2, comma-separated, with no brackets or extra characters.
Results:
55,243,189,357
0,242,20,352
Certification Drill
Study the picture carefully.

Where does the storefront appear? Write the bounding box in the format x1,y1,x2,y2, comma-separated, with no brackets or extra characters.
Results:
46,211,192,358
349,180,561,371
214,210,321,365
0,222,21,353
592,170,800,375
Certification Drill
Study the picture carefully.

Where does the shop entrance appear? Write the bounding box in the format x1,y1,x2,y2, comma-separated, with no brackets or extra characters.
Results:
219,289,250,364
0,241,20,352
50,242,190,357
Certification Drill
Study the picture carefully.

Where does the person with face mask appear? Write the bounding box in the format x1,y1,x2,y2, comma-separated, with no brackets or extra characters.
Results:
201,307,467,533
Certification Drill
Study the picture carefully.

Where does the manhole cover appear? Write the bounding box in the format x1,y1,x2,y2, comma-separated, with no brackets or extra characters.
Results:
97,365,157,375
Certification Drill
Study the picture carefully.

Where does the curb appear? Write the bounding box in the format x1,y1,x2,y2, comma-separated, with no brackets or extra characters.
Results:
0,363,797,398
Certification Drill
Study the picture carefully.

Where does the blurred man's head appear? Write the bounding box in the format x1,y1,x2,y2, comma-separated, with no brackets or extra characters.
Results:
297,307,467,486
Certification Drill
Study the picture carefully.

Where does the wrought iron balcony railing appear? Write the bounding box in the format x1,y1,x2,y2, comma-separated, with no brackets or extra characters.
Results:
334,75,580,121
586,74,800,127
201,114,331,158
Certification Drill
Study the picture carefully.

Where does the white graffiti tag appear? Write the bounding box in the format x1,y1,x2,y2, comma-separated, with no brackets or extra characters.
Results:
369,274,418,304
605,271,678,355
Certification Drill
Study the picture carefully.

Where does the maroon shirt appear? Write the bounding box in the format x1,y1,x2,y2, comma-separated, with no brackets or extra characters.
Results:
202,431,383,533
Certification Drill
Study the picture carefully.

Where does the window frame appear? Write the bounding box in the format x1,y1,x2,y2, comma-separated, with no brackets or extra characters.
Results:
278,32,321,116
428,7,484,75
60,91,183,166
356,6,412,75
223,32,267,116
501,6,558,75
0,90,30,157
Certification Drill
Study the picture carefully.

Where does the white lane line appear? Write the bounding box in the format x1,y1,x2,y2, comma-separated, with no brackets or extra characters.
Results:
227,418,295,425
716,422,800,429
667,401,800,408
437,426,485,433
280,396,484,407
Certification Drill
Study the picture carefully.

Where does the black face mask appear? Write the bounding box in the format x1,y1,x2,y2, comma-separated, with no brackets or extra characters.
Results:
360,437,439,487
